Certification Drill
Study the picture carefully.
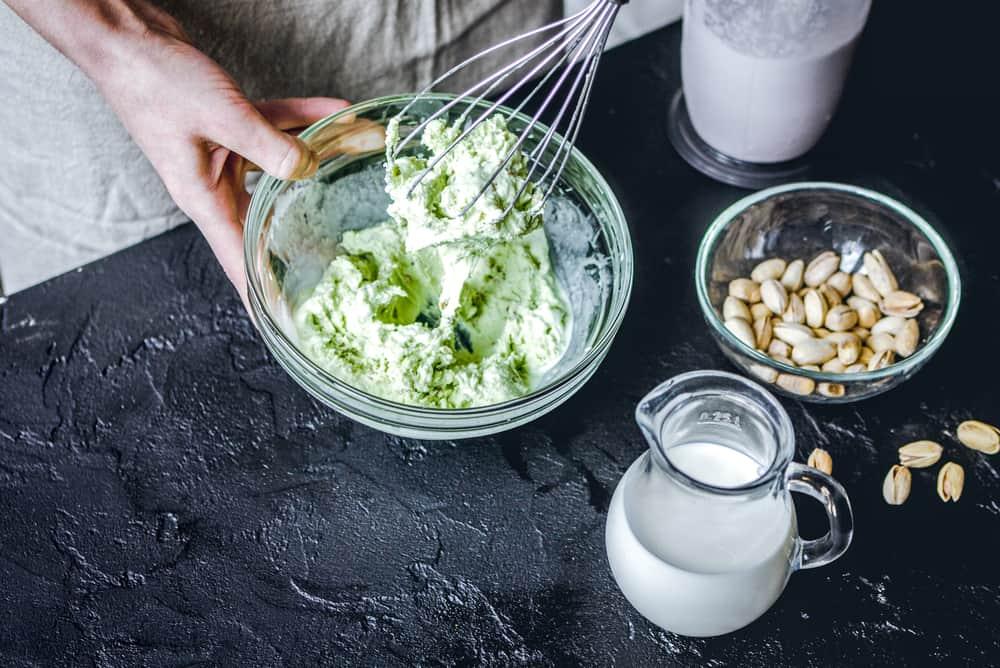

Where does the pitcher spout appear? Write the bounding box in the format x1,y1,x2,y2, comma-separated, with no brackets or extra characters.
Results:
634,375,684,453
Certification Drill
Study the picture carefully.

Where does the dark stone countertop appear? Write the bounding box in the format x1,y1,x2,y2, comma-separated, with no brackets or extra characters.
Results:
3,4,1000,666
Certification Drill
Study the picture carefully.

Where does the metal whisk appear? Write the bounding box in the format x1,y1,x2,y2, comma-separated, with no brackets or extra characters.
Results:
392,0,629,219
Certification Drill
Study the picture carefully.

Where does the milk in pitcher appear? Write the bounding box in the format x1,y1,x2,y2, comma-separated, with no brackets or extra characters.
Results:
606,444,797,638
606,372,853,637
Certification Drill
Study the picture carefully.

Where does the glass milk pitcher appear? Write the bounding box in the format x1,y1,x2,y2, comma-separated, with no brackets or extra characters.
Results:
606,371,853,637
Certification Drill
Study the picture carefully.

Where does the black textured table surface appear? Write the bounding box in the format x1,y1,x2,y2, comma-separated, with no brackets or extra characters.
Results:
3,5,1000,666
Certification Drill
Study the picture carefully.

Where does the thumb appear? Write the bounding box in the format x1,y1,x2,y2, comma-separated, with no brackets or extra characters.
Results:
211,101,319,181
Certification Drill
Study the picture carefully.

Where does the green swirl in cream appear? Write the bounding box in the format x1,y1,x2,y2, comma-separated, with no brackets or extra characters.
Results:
294,114,568,408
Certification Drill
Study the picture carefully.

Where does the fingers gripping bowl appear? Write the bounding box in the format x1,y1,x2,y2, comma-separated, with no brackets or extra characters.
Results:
244,95,634,439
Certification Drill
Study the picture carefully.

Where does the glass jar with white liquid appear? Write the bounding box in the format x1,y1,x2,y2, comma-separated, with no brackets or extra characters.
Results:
605,370,853,637
668,0,872,188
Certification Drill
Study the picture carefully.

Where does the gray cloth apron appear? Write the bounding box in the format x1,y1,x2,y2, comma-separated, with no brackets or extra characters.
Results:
0,0,562,293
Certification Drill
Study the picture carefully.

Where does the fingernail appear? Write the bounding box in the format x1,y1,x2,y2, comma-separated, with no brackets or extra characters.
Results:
284,137,319,180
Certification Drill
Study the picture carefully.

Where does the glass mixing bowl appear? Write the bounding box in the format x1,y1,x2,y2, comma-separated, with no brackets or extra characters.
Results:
244,95,634,438
696,182,961,403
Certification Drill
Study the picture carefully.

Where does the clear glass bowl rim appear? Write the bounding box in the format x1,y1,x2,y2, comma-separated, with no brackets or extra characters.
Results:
695,181,962,385
243,93,635,419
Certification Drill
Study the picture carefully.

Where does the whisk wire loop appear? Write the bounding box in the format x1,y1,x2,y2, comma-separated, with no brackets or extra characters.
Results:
392,0,603,159
402,4,603,198
392,0,626,222
463,3,619,218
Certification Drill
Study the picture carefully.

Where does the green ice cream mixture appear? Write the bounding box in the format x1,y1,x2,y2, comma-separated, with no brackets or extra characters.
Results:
293,114,570,408
386,114,545,251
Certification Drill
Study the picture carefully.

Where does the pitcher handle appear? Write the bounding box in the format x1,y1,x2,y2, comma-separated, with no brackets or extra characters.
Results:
786,462,854,570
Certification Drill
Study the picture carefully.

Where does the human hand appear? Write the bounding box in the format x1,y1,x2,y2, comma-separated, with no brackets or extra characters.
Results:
88,4,347,301
4,0,348,302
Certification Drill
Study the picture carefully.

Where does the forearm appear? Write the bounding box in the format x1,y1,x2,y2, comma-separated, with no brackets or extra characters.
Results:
3,0,179,81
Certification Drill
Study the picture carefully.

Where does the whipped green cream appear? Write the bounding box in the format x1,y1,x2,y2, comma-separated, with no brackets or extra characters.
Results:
294,114,568,409
386,115,544,252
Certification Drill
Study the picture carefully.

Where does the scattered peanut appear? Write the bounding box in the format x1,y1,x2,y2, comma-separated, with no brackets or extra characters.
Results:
937,462,964,502
957,420,1000,455
807,448,834,474
883,465,912,505
898,440,943,468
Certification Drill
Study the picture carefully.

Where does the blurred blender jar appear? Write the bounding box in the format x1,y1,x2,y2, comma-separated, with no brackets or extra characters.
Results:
668,0,872,188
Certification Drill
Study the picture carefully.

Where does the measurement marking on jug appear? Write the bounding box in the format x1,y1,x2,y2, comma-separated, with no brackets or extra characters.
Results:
697,411,742,429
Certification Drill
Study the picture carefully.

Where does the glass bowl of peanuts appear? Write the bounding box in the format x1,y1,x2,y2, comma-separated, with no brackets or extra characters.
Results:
696,182,961,403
